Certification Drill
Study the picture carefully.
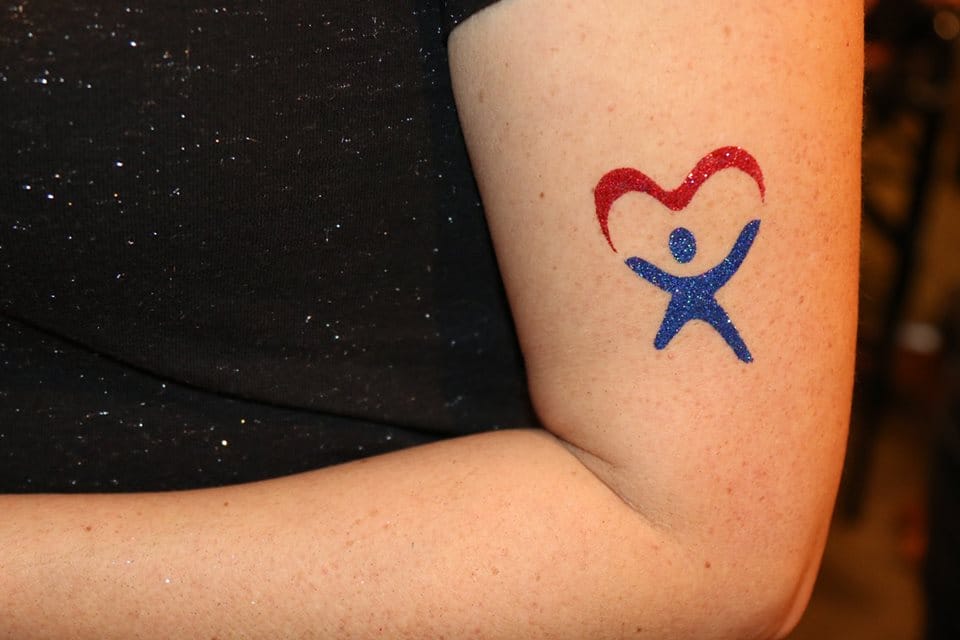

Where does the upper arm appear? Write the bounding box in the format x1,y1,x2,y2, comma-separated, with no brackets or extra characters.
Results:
450,0,861,630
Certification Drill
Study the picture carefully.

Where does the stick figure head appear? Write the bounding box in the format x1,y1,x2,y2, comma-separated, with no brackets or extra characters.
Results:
669,227,697,264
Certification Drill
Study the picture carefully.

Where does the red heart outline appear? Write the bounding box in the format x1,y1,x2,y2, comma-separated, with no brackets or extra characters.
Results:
594,146,765,252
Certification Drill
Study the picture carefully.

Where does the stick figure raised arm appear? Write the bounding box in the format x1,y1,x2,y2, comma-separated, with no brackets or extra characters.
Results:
624,257,680,292
705,220,761,288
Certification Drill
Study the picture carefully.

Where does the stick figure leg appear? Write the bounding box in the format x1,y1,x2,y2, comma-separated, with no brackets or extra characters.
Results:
653,299,687,350
702,299,753,363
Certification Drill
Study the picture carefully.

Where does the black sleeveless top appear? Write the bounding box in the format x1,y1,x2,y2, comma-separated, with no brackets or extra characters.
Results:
0,1,537,492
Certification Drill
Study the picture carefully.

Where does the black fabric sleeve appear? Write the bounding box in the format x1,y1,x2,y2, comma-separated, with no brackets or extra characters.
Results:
445,0,504,33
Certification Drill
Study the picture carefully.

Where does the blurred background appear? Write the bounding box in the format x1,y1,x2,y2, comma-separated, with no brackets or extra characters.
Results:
788,1,960,638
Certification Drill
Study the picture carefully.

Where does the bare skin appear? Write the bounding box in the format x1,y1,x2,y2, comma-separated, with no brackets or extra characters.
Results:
0,2,862,638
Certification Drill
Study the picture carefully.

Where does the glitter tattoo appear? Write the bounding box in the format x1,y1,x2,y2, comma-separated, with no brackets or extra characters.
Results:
593,147,764,363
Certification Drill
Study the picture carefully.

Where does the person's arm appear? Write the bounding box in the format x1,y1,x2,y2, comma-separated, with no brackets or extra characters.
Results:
0,2,862,638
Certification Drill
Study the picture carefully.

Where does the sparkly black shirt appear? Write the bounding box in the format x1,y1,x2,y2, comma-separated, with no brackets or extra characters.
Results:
0,0,537,491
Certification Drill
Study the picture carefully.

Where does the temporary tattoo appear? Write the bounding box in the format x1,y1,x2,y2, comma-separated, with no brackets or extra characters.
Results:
594,146,764,252
593,147,764,362
625,220,759,362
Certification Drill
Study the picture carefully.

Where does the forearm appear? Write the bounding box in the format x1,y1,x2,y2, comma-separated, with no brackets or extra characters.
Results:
2,429,730,640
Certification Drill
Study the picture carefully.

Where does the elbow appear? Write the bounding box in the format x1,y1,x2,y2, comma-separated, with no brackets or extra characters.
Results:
691,518,829,640
760,542,826,639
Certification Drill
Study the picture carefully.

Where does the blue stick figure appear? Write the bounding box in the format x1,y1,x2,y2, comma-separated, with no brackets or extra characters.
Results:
625,220,760,363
